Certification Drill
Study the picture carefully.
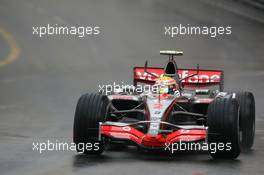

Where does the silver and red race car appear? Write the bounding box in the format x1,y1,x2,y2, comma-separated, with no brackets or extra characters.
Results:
73,50,255,159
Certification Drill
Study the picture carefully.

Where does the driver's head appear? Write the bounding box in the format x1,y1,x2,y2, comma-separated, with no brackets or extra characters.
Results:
155,76,179,94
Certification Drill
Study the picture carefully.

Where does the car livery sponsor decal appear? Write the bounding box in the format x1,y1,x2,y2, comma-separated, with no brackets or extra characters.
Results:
134,68,222,83
122,126,131,131
108,95,139,101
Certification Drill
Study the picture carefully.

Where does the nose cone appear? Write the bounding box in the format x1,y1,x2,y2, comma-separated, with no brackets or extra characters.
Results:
141,134,166,147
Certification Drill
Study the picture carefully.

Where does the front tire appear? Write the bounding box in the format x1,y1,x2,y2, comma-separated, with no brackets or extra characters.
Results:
73,93,108,154
234,91,255,150
207,96,240,159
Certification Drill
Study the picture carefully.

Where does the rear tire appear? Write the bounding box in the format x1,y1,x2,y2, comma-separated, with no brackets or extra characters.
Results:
73,93,108,154
207,96,240,159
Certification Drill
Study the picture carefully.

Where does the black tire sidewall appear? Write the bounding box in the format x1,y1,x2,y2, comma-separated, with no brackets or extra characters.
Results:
73,93,108,154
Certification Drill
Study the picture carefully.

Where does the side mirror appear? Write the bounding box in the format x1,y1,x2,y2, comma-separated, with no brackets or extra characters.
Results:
179,64,200,83
144,60,159,78
144,60,148,73
196,64,200,75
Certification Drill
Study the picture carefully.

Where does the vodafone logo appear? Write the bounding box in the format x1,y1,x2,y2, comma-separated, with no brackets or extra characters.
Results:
122,126,131,131
179,70,220,83
136,71,159,81
135,68,221,83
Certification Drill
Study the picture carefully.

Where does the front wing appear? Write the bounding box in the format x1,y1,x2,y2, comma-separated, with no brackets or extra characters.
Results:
100,122,206,148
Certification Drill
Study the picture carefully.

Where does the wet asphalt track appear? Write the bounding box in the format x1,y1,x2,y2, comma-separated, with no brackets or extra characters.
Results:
0,0,264,175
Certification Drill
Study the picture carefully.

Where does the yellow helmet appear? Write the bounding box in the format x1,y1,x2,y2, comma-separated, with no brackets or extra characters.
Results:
155,76,178,94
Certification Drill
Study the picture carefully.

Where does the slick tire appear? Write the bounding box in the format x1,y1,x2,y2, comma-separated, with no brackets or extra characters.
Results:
234,91,255,150
73,93,108,154
207,97,240,159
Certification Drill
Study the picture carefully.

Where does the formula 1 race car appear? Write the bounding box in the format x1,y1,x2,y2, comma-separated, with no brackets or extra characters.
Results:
73,50,255,159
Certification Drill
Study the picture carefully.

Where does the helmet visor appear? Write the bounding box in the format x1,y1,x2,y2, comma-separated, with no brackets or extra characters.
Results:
159,85,169,94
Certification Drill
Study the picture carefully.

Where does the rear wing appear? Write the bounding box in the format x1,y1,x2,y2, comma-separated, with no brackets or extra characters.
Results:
133,67,224,90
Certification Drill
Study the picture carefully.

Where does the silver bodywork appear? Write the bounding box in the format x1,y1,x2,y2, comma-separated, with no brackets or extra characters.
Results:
146,95,176,136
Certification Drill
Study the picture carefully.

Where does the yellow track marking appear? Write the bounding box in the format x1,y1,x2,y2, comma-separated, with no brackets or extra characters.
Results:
0,28,21,67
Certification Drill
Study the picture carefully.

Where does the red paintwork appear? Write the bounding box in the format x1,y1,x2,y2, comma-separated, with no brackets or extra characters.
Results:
101,125,206,148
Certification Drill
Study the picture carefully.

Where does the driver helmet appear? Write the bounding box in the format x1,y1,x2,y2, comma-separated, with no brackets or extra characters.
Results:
155,76,179,94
